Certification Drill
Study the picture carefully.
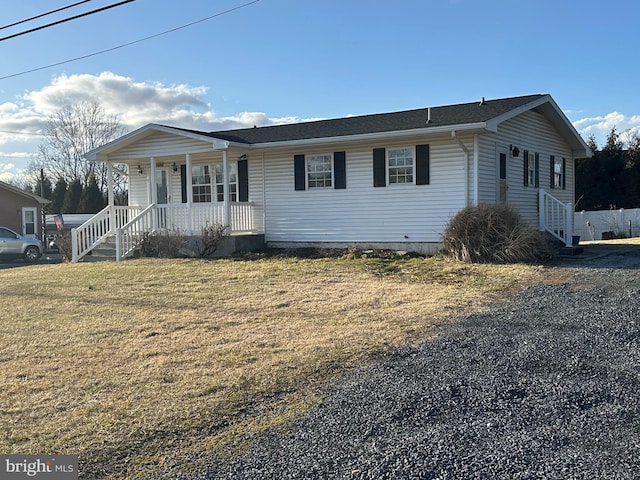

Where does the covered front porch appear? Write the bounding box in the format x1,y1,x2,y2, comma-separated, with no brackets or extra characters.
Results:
75,125,265,262
71,202,263,262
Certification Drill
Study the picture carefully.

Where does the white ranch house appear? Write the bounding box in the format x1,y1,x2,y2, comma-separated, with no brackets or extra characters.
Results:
78,94,591,262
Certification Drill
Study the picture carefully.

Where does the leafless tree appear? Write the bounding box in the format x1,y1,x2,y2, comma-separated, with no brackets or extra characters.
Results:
27,102,128,203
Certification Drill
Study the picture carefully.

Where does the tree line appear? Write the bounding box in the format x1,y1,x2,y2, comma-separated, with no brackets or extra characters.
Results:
23,102,128,214
576,127,640,211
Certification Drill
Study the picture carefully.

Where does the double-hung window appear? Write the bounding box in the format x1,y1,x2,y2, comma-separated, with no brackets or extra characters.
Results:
523,151,539,187
192,163,237,202
552,156,565,189
215,163,237,201
307,154,333,188
388,147,414,184
192,165,212,203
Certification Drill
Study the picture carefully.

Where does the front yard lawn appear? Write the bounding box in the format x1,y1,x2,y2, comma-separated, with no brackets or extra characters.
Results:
0,254,557,479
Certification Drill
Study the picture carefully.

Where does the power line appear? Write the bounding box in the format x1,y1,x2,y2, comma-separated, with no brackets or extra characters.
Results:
0,1,93,31
0,0,136,43
0,0,261,81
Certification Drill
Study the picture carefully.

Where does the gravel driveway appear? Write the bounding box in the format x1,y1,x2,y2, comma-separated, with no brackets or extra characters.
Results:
198,249,640,480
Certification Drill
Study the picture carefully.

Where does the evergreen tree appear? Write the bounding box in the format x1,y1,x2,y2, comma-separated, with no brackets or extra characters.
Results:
79,175,106,213
62,179,82,213
49,179,68,214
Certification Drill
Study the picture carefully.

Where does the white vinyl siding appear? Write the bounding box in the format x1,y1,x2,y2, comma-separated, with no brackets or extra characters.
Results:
263,136,465,244
477,109,574,227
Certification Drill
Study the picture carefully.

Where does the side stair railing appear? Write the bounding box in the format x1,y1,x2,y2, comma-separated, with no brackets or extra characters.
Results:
115,204,157,261
539,189,573,247
71,206,142,262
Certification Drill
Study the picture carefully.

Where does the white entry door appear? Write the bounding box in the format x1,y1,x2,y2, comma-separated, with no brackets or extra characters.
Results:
156,168,169,204
22,207,37,238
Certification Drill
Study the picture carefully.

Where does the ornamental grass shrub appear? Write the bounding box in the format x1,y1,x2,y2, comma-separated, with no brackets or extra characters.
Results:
443,204,552,264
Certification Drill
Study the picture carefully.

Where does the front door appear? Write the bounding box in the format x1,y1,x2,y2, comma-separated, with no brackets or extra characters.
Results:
156,168,169,204
497,149,508,203
22,207,37,238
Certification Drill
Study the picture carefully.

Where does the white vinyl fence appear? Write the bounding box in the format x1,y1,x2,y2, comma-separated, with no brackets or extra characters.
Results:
574,208,640,241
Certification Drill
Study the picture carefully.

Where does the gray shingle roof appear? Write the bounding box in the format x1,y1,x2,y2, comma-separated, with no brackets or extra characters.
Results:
176,94,546,144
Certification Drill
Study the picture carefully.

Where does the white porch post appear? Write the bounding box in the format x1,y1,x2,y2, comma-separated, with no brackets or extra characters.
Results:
223,150,230,228
149,157,157,229
107,161,115,233
186,153,192,234
565,202,573,247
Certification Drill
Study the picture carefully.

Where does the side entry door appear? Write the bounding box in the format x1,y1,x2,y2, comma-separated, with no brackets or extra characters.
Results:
497,148,508,203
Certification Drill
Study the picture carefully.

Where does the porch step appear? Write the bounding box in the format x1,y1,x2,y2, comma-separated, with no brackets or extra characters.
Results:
81,236,117,262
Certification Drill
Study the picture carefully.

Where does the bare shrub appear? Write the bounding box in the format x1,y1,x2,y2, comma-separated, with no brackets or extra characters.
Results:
443,204,552,263
139,229,186,258
196,223,229,258
55,228,73,263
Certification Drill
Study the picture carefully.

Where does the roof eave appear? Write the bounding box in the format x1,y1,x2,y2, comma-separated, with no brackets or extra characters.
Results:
85,124,240,162
489,94,592,158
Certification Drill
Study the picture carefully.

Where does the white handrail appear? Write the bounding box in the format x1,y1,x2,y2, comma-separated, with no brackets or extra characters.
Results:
71,206,142,262
539,189,573,247
116,204,157,261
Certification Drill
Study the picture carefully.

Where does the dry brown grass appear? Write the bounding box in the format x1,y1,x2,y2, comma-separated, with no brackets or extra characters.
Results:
0,255,554,478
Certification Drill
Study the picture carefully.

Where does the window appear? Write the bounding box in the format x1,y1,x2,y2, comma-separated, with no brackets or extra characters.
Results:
373,145,428,187
388,147,414,184
307,154,333,188
294,152,346,190
552,156,565,189
215,163,237,201
192,165,212,203
527,153,536,186
524,151,539,187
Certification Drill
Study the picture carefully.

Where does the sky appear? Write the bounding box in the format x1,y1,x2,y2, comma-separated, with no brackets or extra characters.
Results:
1,0,639,184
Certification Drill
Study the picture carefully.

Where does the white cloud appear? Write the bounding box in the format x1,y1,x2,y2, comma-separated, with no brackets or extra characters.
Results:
573,111,640,147
19,71,316,133
0,71,322,181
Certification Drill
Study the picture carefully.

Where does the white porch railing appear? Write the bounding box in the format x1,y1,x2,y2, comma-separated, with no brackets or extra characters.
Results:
116,204,157,261
71,205,141,262
539,189,573,247
113,202,260,261
154,202,257,233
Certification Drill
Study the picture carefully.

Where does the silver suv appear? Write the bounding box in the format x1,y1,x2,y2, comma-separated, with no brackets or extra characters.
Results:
0,226,43,263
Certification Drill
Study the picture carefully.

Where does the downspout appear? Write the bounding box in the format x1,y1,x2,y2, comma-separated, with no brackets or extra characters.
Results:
473,134,479,206
451,131,470,206
262,152,266,236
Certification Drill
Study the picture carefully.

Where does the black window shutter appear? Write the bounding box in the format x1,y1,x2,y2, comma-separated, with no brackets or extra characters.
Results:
415,144,430,185
535,153,539,187
294,154,306,191
334,151,346,189
238,158,249,201
523,150,529,186
180,164,187,203
562,158,566,189
550,155,555,189
373,148,386,187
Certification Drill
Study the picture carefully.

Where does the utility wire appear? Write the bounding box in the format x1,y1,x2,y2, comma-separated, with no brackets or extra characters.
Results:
0,0,261,81
0,0,135,42
0,1,92,31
